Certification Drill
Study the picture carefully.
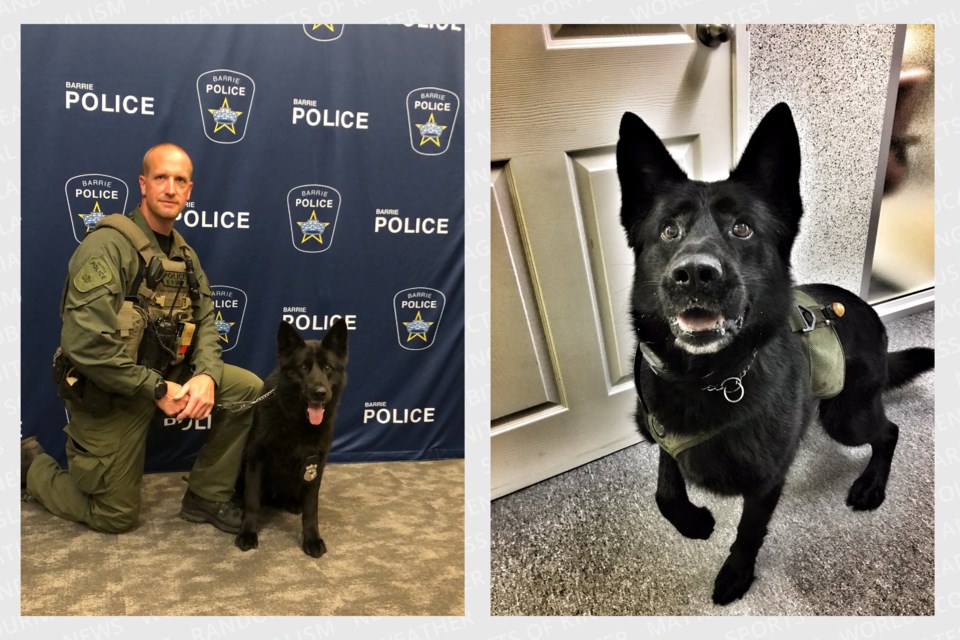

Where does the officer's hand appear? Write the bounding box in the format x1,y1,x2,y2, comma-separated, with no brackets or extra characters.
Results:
174,373,216,421
156,381,188,417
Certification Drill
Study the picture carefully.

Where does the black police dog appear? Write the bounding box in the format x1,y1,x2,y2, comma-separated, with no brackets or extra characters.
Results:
617,103,933,604
235,319,348,557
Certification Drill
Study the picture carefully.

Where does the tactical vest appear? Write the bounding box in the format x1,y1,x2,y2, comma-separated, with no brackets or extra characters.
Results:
95,214,198,370
638,288,847,458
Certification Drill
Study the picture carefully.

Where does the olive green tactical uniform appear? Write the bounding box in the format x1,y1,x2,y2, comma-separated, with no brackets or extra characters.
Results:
26,208,261,533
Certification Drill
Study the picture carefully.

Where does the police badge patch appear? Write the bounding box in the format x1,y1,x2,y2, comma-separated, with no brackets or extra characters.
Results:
406,87,460,156
196,69,255,144
287,184,342,254
302,24,345,42
65,174,129,244
74,257,113,293
211,285,247,352
393,287,446,351
302,455,321,482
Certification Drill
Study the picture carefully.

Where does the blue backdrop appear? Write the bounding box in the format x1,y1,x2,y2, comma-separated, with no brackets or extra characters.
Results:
21,24,464,470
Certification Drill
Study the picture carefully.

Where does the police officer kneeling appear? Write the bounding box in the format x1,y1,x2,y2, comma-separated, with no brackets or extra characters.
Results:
22,143,262,534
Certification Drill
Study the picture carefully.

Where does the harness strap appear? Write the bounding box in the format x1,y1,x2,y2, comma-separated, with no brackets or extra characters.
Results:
633,347,742,458
790,289,846,399
94,214,200,312
645,412,739,458
634,288,847,458
788,290,844,333
94,214,159,300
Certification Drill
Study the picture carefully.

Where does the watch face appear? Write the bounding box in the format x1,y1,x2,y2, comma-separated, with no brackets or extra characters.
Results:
155,381,167,399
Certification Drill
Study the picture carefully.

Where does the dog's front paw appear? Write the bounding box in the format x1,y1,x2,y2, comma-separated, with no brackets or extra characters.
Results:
712,556,755,605
676,504,715,539
303,537,327,558
847,472,886,511
235,530,259,552
657,497,715,539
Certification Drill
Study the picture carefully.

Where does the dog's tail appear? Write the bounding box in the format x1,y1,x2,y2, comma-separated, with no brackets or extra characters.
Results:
886,347,934,389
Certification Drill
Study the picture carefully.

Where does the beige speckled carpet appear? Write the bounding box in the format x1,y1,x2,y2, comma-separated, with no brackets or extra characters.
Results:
21,459,463,616
491,310,934,615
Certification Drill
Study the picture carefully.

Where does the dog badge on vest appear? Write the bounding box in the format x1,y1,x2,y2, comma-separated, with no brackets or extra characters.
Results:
302,455,320,482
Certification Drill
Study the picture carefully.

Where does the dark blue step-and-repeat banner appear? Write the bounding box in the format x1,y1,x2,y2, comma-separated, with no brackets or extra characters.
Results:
21,24,464,470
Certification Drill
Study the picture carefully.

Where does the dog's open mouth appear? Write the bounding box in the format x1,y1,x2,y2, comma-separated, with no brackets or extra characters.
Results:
677,307,725,333
307,403,326,426
671,306,746,353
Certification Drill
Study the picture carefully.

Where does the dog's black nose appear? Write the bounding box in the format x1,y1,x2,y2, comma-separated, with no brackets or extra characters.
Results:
310,386,328,402
671,253,723,287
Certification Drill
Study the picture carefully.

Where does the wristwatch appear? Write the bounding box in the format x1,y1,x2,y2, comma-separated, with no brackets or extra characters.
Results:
153,378,168,400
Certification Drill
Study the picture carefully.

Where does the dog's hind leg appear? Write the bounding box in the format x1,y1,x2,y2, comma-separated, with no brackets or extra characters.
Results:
820,394,899,511
713,482,783,605
655,448,715,539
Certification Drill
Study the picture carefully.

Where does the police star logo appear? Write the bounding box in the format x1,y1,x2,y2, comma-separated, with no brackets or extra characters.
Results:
65,174,130,244
79,201,105,233
393,287,446,351
406,87,460,156
214,310,235,344
297,211,331,245
417,113,448,148
210,285,247,352
303,464,318,482
287,185,342,254
196,69,256,144
208,98,243,135
303,24,345,42
403,311,435,343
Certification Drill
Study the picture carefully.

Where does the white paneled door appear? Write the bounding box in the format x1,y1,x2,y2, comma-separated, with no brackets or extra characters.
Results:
491,24,741,497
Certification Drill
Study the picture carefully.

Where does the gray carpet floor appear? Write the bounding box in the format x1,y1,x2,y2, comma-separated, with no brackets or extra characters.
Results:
22,459,463,616
491,309,934,616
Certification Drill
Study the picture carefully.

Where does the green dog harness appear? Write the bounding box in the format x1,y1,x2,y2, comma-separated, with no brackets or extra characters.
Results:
788,289,845,399
637,288,846,458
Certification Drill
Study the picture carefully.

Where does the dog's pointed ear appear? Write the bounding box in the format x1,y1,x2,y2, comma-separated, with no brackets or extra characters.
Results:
320,318,349,359
277,320,305,359
730,103,803,257
730,102,801,193
616,112,687,246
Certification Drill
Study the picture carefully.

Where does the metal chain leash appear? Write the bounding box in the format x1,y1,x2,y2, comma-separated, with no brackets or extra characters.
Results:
212,388,276,414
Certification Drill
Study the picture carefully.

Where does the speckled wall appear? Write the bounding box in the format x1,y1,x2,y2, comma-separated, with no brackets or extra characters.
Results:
747,24,897,293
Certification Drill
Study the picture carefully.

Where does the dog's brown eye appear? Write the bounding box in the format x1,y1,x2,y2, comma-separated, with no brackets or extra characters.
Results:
298,363,310,373
732,222,753,239
661,223,680,240
323,364,333,373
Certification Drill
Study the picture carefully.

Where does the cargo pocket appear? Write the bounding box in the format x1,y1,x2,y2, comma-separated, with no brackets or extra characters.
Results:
66,438,115,497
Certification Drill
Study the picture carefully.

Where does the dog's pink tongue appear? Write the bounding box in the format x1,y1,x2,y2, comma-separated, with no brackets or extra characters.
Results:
307,406,325,426
678,310,724,333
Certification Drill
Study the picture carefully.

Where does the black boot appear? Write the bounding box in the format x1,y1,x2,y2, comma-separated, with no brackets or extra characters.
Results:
179,489,243,534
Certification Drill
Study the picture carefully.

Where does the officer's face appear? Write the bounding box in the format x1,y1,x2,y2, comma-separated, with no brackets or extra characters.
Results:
139,147,193,225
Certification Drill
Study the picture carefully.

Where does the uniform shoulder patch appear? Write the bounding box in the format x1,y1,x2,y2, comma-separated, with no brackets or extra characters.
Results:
74,257,113,293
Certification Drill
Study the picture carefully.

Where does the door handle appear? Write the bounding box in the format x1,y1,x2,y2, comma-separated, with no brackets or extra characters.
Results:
696,24,731,48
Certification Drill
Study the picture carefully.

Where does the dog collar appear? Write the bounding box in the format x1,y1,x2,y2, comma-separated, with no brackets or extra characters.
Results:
635,336,757,403
700,350,758,403
632,346,757,457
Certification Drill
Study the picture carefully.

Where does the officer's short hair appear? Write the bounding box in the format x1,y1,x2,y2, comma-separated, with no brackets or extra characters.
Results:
141,143,193,179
